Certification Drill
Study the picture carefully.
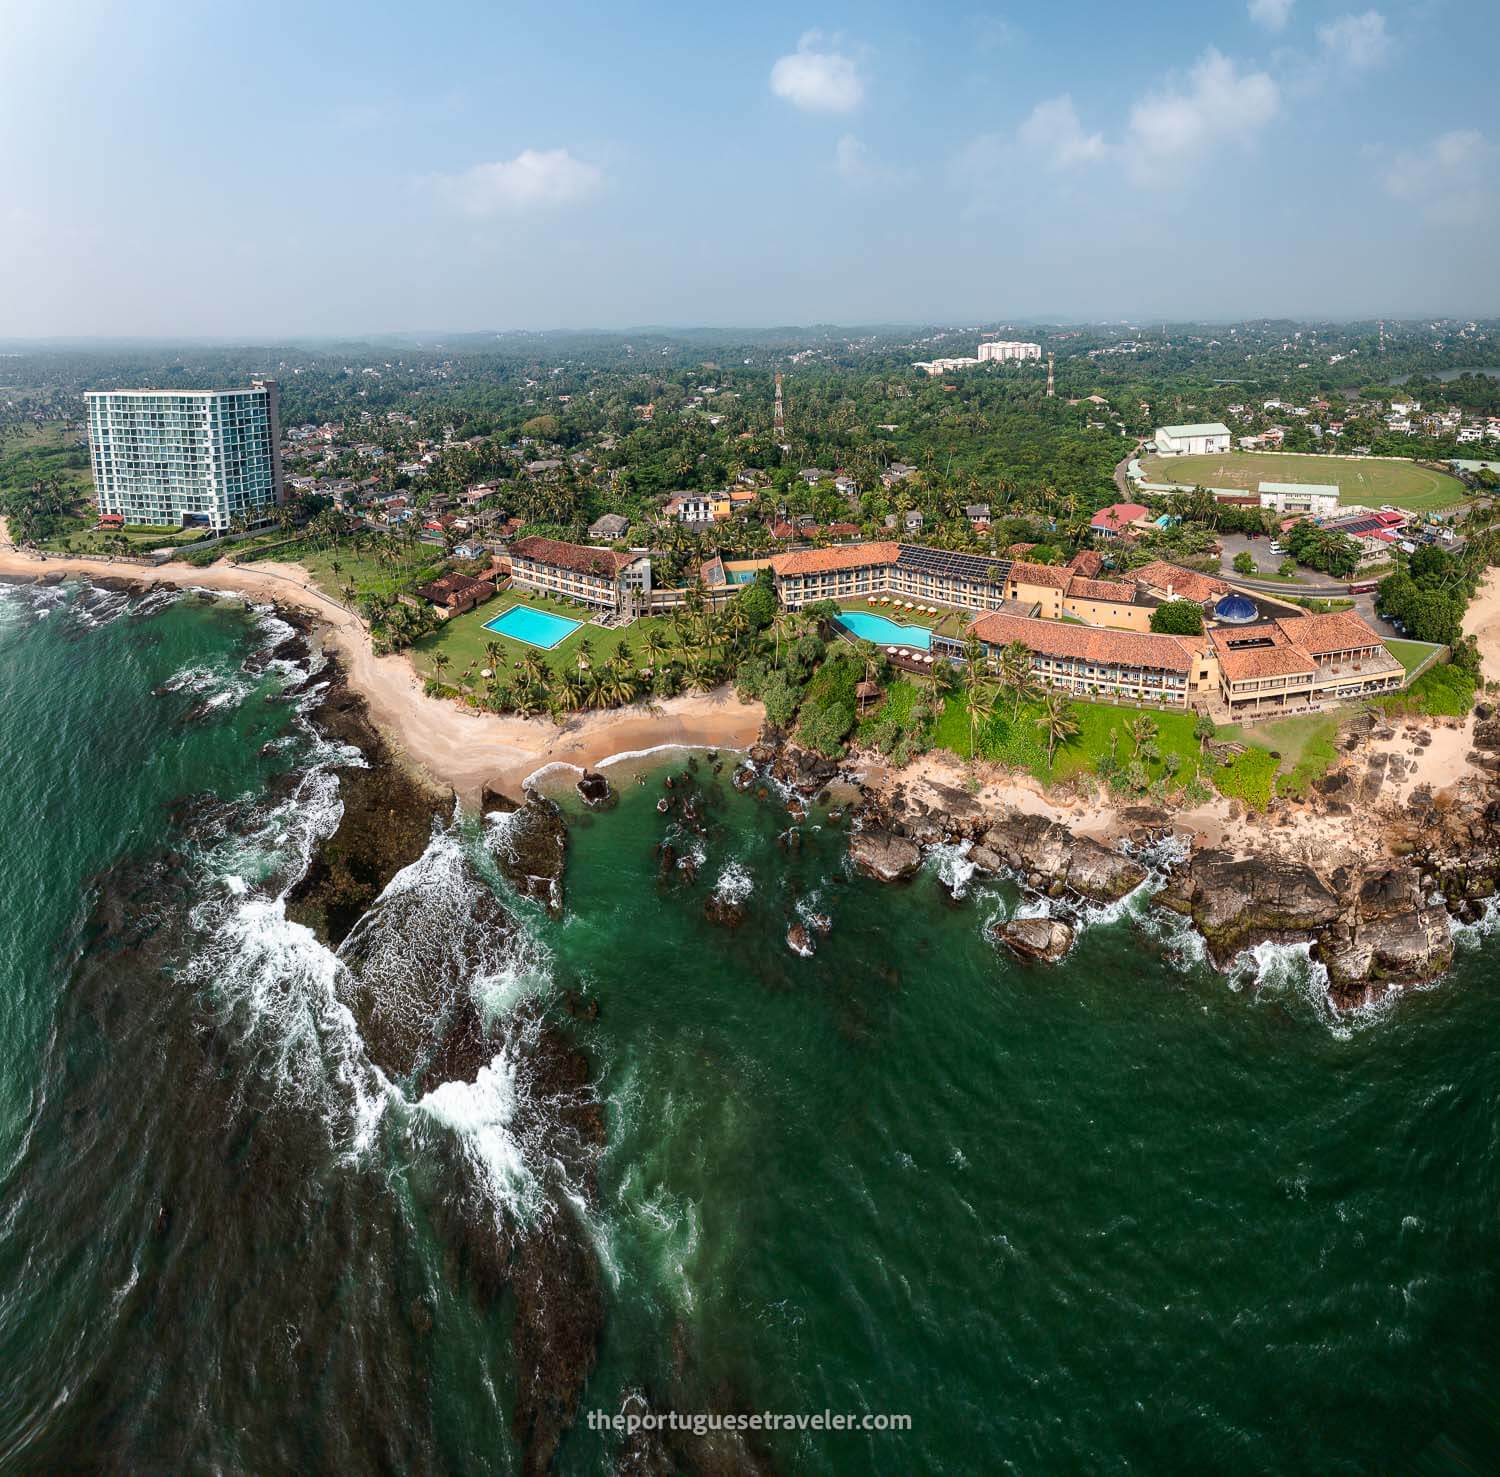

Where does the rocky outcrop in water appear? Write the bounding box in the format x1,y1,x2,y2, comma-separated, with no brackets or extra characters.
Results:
977,814,1146,903
286,665,452,946
1155,851,1342,960
848,827,922,882
482,787,569,917
994,916,1074,963
577,769,616,809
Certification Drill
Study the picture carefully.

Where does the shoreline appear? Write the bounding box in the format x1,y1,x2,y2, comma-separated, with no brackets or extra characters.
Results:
3,539,1495,872
0,542,764,804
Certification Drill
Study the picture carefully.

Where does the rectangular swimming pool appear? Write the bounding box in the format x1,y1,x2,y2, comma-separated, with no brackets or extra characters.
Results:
482,604,583,649
835,610,933,649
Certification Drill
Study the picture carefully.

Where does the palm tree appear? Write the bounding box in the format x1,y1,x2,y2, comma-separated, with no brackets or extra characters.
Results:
1126,714,1158,757
963,677,998,760
1000,640,1038,721
1194,712,1217,754
1036,692,1081,767
641,629,666,672
483,640,503,671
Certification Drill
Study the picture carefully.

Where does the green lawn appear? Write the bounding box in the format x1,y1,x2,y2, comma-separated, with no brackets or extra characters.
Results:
913,681,1288,809
38,517,207,555
1221,711,1342,800
410,591,678,684
1140,450,1466,511
284,538,446,603
1383,637,1442,674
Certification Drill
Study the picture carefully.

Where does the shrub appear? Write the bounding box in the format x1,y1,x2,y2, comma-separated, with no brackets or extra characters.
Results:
1150,599,1204,635
1213,748,1279,811
761,671,801,728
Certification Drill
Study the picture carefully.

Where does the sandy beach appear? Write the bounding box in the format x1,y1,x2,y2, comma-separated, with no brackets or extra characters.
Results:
0,541,763,802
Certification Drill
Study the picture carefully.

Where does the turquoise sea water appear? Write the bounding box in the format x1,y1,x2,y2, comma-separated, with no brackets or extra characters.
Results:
835,610,933,649
484,603,583,648
2,579,1499,1473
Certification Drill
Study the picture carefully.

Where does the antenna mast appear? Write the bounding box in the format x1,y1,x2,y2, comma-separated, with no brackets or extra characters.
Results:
1046,353,1055,398
773,371,787,445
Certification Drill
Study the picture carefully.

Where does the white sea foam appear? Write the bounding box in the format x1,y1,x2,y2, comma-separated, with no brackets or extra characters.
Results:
928,840,977,900
713,860,754,905
418,1053,542,1220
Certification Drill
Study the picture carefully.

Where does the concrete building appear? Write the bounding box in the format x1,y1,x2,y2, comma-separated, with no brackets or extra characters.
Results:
977,340,1042,363
587,513,630,541
1154,422,1232,456
509,536,652,613
86,382,283,531
1258,482,1340,515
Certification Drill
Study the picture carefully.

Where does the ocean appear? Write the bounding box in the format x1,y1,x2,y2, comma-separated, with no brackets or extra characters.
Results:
1,579,1498,1474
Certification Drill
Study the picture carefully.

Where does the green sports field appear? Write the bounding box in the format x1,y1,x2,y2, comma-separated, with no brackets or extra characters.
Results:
1139,451,1466,511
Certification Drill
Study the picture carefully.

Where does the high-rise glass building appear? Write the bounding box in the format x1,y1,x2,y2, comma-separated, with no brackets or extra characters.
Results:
85,381,283,531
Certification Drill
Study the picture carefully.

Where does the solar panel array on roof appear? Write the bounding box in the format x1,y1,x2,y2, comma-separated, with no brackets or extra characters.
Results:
1324,514,1385,537
897,544,1014,583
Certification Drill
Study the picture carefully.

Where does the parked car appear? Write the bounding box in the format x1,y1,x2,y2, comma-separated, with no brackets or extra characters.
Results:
1399,540,1417,554
1268,541,1285,556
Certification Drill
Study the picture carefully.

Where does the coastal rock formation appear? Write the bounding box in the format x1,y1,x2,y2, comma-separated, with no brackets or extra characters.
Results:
576,769,615,810
285,669,452,947
994,916,1074,963
979,814,1147,903
848,827,923,882
1155,851,1341,961
482,788,569,917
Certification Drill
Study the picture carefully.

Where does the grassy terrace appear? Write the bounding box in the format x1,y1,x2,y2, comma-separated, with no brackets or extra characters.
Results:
1139,450,1466,511
39,518,207,554
410,592,677,682
1383,637,1442,674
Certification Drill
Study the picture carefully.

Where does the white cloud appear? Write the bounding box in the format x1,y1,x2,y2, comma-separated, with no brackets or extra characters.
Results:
1248,0,1294,31
1125,49,1279,185
1018,95,1106,170
770,35,864,113
434,148,604,216
1385,129,1496,225
1317,11,1391,70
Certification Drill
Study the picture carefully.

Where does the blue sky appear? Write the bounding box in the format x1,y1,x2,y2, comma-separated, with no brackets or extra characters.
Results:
2,0,1496,336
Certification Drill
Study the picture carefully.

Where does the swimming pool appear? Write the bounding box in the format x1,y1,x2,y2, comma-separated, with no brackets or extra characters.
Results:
482,604,583,649
835,610,933,649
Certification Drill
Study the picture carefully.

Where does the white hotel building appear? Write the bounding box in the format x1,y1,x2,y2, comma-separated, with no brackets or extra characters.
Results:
977,340,1042,363
85,382,284,531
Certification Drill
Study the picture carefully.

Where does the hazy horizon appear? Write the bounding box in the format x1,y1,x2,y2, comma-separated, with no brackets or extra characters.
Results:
4,0,1497,337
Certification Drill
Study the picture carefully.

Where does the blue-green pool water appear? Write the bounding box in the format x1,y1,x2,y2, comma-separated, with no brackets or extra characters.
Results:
836,610,933,648
483,603,583,648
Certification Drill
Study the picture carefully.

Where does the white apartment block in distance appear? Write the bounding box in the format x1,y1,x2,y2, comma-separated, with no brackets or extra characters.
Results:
977,340,1042,362
85,381,284,531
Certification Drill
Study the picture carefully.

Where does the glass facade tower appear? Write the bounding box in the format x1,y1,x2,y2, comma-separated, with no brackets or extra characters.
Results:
85,381,283,531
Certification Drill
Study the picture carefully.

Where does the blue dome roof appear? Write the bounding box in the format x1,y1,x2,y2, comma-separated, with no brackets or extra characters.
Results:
1214,592,1259,625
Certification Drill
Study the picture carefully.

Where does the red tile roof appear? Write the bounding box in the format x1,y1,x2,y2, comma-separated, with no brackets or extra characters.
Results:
1065,549,1105,578
1007,560,1074,591
1129,560,1232,603
770,542,900,577
510,535,637,578
1067,576,1138,603
969,612,1201,673
1275,611,1385,656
